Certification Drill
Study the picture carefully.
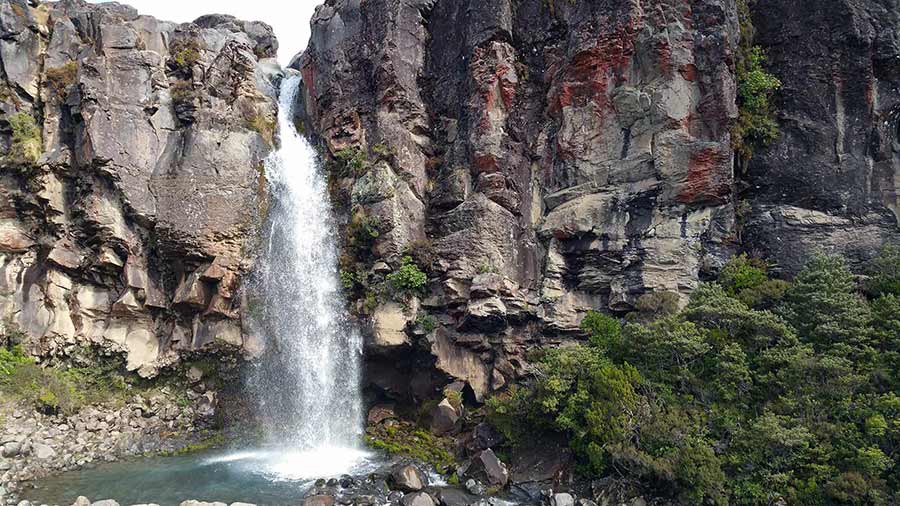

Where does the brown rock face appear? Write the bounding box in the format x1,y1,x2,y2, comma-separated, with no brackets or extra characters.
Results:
0,0,280,375
295,0,899,404
294,0,741,401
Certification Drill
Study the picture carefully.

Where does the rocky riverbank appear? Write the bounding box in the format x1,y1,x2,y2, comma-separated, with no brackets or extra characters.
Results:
15,460,649,506
0,365,224,506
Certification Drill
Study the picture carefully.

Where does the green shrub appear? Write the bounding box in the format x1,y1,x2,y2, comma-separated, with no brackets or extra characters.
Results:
170,38,202,68
0,343,129,415
387,256,427,293
628,290,680,323
780,252,874,360
732,0,781,165
416,313,437,333
334,146,368,176
340,269,356,291
719,254,768,295
580,310,620,349
719,254,789,308
0,345,32,376
5,112,41,164
865,244,900,297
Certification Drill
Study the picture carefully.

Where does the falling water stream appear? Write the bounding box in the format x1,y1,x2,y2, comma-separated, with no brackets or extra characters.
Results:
26,74,376,506
243,72,368,479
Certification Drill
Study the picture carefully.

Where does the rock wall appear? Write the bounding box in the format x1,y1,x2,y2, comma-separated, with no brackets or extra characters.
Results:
742,0,900,273
294,0,900,404
0,0,280,376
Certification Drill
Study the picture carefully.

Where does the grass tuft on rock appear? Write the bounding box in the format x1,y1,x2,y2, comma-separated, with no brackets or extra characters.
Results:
4,111,42,165
44,61,77,98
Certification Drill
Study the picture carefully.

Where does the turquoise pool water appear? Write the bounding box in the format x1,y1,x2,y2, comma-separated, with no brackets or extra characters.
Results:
25,446,382,506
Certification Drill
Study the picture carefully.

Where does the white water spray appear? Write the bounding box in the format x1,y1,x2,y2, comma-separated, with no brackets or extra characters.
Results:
243,73,367,478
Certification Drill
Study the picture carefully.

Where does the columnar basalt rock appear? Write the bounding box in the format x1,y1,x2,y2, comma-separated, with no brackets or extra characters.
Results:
295,0,745,402
0,0,280,376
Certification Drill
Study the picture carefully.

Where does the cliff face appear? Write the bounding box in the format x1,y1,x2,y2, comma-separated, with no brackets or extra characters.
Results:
295,0,900,403
1,0,898,407
0,0,280,376
742,0,900,273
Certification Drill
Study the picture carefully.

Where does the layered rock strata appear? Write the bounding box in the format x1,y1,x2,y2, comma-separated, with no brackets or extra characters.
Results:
296,0,743,402
0,0,280,375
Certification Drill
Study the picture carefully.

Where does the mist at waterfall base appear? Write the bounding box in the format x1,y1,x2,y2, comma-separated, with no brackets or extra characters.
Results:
27,75,375,505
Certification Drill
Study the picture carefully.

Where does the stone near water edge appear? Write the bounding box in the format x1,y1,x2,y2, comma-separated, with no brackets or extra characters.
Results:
89,500,120,506
549,493,574,506
178,502,228,506
303,495,335,506
436,488,478,506
464,479,485,496
390,463,427,492
464,449,509,488
400,492,435,506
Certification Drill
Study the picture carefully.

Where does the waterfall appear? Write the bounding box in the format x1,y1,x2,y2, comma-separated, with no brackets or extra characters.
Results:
245,73,366,478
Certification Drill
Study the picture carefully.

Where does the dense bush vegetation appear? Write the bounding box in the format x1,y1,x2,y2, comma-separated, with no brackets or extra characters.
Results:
0,343,129,415
489,249,899,505
387,255,428,293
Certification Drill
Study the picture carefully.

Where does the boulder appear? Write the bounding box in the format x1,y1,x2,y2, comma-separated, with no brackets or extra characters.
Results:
302,497,334,506
464,449,509,488
367,404,397,425
390,463,427,492
400,492,435,506
436,489,478,506
32,442,56,459
429,398,461,435
550,494,574,506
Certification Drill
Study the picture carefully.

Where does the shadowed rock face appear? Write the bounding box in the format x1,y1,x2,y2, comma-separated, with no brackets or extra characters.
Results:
0,0,281,375
742,0,900,274
295,0,899,403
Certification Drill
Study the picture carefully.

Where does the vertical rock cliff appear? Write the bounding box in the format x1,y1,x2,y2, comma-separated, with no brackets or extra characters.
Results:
294,0,899,403
0,0,280,375
742,0,900,273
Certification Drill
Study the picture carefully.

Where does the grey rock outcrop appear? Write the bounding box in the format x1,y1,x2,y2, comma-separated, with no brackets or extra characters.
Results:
0,0,280,376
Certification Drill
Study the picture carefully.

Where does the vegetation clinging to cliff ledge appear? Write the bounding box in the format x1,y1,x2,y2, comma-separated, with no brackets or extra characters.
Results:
4,112,41,165
732,0,781,168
